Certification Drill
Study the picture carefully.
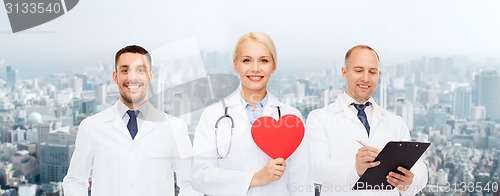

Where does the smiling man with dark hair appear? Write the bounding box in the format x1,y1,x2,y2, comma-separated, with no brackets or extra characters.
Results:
63,45,202,196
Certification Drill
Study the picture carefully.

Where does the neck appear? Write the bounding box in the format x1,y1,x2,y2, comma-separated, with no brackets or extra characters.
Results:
344,90,370,104
241,86,266,110
121,98,147,110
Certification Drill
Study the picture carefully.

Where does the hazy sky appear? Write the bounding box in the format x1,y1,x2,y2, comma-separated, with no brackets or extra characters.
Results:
1,0,500,78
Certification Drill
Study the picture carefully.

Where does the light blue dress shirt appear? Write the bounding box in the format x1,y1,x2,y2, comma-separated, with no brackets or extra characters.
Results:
240,93,269,124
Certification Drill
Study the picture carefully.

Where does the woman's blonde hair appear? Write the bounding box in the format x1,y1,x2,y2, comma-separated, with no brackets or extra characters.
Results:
232,32,277,65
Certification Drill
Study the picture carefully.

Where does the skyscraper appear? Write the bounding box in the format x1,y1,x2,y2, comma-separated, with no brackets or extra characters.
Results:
6,65,19,92
395,98,414,131
452,87,471,120
38,128,76,183
72,98,96,125
38,143,75,183
37,122,55,144
473,71,500,120
95,83,107,105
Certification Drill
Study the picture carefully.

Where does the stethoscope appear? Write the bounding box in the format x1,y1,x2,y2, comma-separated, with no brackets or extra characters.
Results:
214,99,281,159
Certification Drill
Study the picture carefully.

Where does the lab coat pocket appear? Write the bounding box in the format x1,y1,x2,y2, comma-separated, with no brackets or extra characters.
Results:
145,154,170,181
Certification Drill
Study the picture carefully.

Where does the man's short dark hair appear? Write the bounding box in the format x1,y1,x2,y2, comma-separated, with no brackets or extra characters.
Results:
114,45,152,70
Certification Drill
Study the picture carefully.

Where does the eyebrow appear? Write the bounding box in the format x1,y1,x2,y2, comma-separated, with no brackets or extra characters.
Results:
241,55,270,58
352,66,378,70
118,64,148,70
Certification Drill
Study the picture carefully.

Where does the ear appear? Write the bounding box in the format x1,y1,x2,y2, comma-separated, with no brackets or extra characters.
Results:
341,66,347,78
233,61,239,73
112,70,118,85
149,69,155,83
271,63,277,74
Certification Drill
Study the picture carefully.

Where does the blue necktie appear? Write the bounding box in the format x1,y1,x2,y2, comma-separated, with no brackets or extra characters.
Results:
351,102,371,136
126,110,138,139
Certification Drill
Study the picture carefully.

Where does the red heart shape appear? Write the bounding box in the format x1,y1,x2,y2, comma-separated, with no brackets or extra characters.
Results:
251,114,305,160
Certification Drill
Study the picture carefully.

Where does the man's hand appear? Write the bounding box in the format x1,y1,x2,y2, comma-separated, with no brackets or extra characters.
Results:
387,166,414,191
355,146,380,176
250,158,286,188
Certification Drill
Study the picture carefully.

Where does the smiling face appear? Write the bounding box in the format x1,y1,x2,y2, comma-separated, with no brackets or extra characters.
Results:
233,40,276,100
113,52,154,109
342,47,380,103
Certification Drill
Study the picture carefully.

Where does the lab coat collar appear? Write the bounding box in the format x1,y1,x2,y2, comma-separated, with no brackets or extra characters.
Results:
225,90,282,108
102,100,166,141
262,93,283,119
328,92,389,131
102,101,165,122
224,90,283,121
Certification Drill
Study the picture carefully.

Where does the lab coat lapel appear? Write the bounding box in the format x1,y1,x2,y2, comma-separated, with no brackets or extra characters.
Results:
103,103,135,139
133,102,165,141
225,92,249,125
262,93,281,120
369,102,384,133
330,95,361,124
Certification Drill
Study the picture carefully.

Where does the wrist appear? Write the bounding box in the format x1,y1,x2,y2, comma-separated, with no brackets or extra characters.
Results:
250,172,263,188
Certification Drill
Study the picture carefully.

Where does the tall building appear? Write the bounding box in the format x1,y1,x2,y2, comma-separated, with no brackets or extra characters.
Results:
72,98,96,125
11,150,39,182
95,83,107,105
75,74,90,90
37,122,55,144
38,143,75,183
395,98,414,131
373,75,388,108
295,82,306,99
473,71,500,120
72,76,83,93
452,87,471,120
6,65,19,92
0,162,14,188
7,127,26,143
471,106,486,121
38,128,77,183
296,79,310,96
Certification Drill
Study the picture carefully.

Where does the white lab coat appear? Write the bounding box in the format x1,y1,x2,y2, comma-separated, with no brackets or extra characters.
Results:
191,91,314,196
62,101,202,196
306,93,428,196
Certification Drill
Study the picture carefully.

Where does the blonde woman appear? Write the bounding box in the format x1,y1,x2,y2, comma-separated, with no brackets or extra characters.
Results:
191,32,313,196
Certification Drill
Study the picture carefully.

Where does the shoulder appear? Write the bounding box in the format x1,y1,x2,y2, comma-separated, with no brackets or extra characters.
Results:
308,101,338,118
278,102,300,114
376,104,405,121
166,115,188,129
200,101,226,118
79,106,116,126
267,93,299,113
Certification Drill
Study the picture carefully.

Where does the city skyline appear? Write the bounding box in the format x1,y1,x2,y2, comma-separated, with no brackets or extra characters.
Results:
1,50,499,195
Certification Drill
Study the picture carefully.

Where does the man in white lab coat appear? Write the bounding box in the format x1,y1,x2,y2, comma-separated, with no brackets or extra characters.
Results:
62,45,201,196
307,45,428,196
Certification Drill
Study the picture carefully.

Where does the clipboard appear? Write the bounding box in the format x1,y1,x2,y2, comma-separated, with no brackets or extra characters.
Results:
352,141,430,190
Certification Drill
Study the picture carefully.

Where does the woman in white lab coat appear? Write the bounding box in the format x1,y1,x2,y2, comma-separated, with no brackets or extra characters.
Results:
191,32,313,196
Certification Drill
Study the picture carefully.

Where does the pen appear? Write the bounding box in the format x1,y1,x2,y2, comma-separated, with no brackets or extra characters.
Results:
356,140,367,147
